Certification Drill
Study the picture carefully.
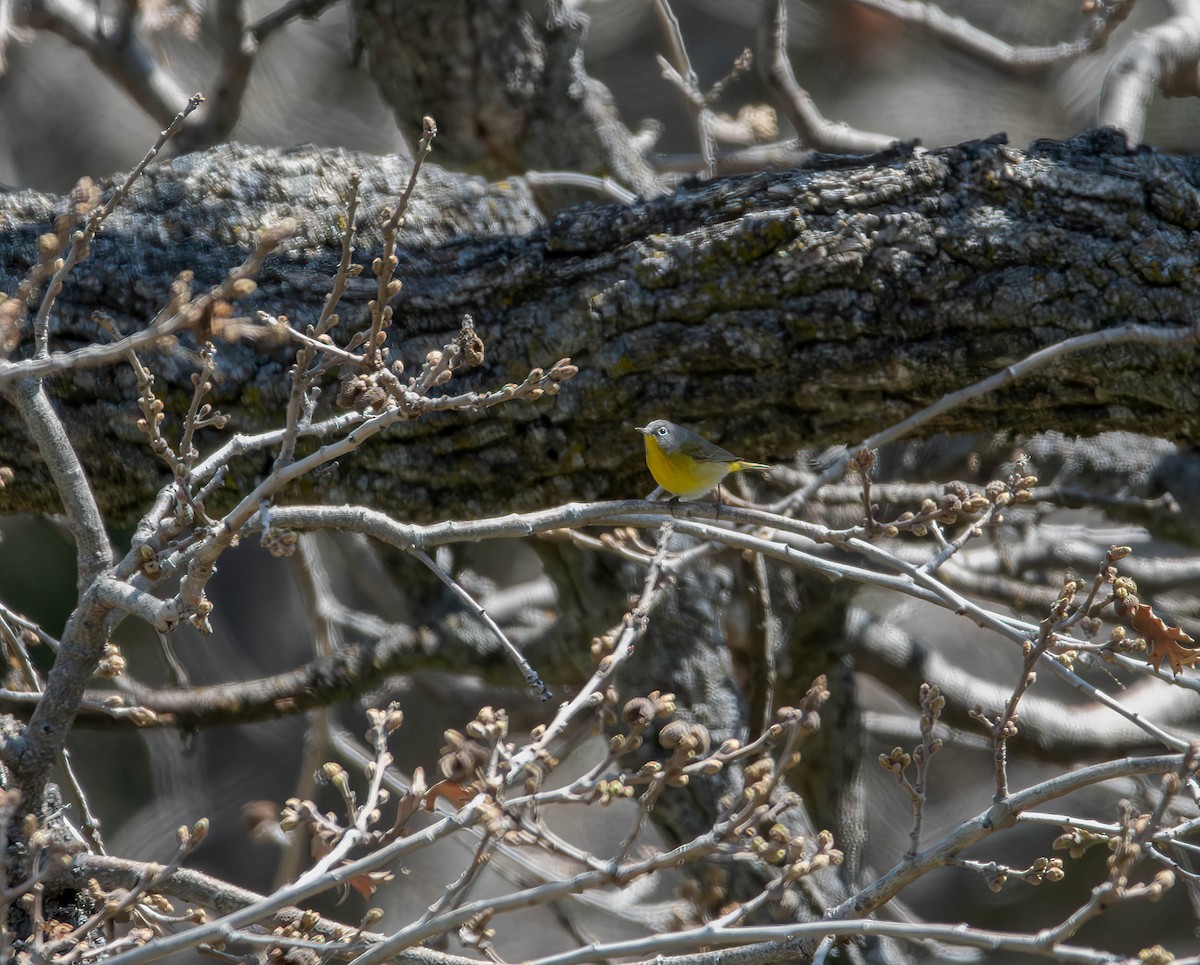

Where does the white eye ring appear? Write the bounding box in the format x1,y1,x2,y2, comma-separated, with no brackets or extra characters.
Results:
657,426,668,435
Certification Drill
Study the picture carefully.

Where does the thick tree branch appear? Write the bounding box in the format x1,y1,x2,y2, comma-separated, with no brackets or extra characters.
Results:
1099,0,1200,143
2,132,1199,528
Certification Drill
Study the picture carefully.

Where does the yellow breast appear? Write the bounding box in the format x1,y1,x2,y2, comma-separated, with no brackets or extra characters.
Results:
643,436,733,499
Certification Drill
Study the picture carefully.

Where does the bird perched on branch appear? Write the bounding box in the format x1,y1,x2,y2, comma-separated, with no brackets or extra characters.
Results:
636,419,771,499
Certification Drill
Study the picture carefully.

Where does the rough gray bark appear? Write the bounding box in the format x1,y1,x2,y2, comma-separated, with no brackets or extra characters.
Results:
1,130,1198,527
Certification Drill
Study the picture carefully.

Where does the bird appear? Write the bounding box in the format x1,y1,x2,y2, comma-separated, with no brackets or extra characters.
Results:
636,419,771,499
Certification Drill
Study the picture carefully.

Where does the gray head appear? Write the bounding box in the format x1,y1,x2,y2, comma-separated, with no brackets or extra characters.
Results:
636,419,687,454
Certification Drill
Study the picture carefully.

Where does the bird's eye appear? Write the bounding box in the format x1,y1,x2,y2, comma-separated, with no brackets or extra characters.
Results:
657,426,668,435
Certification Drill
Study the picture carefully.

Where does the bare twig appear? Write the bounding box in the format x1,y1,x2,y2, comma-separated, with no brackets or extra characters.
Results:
273,173,362,474
0,219,296,385
365,116,437,370
653,0,716,177
763,0,896,154
778,320,1200,514
829,752,1189,921
523,171,637,204
880,684,944,858
31,94,204,358
411,547,551,700
524,918,1120,965
250,0,339,42
1,379,113,590
849,0,1134,73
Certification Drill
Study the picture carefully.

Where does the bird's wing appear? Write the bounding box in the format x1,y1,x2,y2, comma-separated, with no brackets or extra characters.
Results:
687,439,743,463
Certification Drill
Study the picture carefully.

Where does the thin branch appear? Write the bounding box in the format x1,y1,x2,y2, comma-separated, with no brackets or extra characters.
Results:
15,0,189,128
365,116,437,370
0,219,296,385
848,0,1131,73
94,799,490,965
273,173,362,474
828,752,1188,920
56,747,106,854
523,171,637,204
183,0,255,146
777,320,1200,514
524,917,1123,965
411,547,550,700
31,94,204,358
250,0,338,42
851,607,1200,758
653,0,716,177
762,0,896,154
750,551,778,736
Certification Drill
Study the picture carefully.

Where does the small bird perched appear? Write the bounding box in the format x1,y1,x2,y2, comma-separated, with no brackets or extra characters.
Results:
636,419,771,499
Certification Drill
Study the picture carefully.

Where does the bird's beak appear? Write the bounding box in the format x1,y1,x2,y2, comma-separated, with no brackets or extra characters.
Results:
635,426,649,435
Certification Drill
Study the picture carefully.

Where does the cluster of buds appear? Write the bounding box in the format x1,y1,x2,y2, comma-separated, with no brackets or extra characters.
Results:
1050,578,1084,620
466,705,508,743
741,755,777,805
596,778,635,805
848,447,876,475
186,594,214,633
878,746,912,774
777,675,830,736
134,391,168,455
493,357,579,403
612,691,677,755
969,702,1019,740
1025,855,1066,884
176,817,209,852
955,854,1065,894
280,796,326,833
336,370,392,413
642,718,713,788
778,829,843,882
985,471,1038,525
365,702,405,744
1104,621,1144,660
259,526,298,558
985,471,1038,507
590,632,615,661
658,719,712,756
880,481,993,538
98,642,126,678
437,706,512,784
1141,870,1177,901
438,728,491,783
263,906,361,956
